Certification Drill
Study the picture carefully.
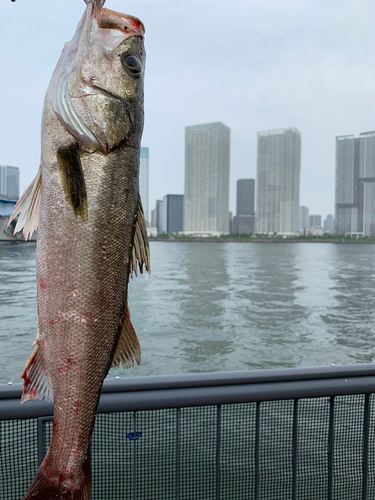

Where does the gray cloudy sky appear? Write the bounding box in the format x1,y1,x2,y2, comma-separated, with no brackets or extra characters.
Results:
1,0,375,221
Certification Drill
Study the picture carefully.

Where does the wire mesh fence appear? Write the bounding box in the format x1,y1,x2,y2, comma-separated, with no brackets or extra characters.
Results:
1,365,375,499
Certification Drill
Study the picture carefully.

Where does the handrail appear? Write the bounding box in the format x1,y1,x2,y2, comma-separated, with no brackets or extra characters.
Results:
1,363,375,419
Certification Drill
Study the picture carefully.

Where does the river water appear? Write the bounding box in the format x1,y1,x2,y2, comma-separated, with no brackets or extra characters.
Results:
1,241,375,384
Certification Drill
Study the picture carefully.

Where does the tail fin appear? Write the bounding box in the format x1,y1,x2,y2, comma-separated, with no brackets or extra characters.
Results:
22,454,91,500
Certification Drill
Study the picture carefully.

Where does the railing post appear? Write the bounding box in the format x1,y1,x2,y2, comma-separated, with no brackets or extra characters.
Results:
292,399,298,500
37,416,53,467
216,405,221,500
133,411,137,500
254,401,260,500
176,408,179,500
362,394,370,500
328,396,335,500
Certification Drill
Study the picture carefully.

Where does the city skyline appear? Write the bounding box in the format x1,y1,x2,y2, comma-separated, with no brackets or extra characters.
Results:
4,0,375,222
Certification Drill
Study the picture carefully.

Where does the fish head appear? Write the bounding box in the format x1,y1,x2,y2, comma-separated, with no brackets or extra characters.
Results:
51,4,146,154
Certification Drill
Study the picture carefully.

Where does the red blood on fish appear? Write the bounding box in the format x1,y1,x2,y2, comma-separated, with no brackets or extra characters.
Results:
59,474,67,483
39,278,47,290
73,401,82,413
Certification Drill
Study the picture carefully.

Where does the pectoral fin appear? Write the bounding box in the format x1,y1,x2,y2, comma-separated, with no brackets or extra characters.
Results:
111,303,141,369
129,197,150,277
57,143,88,221
7,166,42,241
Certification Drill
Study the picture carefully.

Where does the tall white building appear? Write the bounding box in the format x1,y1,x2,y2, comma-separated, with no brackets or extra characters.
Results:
256,127,301,235
335,131,375,237
184,122,230,235
139,147,149,226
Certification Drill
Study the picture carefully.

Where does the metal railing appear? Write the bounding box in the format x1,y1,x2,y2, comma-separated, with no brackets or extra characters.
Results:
1,363,375,499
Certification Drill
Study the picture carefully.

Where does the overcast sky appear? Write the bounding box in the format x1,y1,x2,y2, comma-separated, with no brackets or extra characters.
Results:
1,0,375,221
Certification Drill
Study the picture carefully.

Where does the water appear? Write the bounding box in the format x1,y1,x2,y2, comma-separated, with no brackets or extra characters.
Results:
1,241,375,384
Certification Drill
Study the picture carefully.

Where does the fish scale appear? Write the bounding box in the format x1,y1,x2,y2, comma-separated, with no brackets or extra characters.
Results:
8,1,148,498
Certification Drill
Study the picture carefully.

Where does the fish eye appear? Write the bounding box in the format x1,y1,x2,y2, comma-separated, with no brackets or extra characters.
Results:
122,55,142,76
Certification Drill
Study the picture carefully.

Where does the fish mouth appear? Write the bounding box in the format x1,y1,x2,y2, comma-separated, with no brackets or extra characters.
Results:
99,8,145,36
94,8,145,50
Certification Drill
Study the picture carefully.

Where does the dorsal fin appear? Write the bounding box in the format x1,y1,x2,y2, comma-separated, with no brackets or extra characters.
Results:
129,197,150,278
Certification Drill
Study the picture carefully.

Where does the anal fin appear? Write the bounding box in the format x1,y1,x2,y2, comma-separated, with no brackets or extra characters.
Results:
129,196,151,277
21,340,53,403
7,166,42,241
111,303,141,369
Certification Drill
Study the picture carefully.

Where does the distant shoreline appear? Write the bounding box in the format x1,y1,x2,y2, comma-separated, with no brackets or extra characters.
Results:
149,237,375,244
3,236,375,245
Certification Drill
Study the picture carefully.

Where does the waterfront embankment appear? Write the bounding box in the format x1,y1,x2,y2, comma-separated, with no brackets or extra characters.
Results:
150,234,375,243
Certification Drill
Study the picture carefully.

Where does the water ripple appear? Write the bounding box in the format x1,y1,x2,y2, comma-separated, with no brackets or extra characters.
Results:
1,241,375,382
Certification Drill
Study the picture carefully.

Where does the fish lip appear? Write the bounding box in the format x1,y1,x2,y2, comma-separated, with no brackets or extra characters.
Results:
98,9,145,36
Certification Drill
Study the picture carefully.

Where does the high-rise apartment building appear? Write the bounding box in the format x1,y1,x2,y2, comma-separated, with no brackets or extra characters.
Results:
151,200,163,233
335,131,375,236
323,214,334,233
0,166,19,199
162,195,184,234
299,206,309,233
309,215,322,228
151,208,157,229
236,179,255,216
256,127,301,235
232,179,256,234
139,147,149,226
184,122,230,235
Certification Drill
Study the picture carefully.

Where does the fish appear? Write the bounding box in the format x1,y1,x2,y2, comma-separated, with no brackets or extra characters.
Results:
8,1,149,498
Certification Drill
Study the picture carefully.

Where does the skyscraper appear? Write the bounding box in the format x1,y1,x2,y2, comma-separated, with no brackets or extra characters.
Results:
162,195,184,233
323,214,334,233
335,131,375,236
309,215,322,228
151,200,164,233
335,135,358,235
299,206,309,233
237,179,255,216
256,127,301,235
139,147,149,226
151,207,157,229
0,166,19,199
184,122,230,235
232,179,255,234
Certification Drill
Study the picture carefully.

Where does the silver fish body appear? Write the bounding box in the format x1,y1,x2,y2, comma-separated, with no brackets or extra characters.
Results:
9,2,149,499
